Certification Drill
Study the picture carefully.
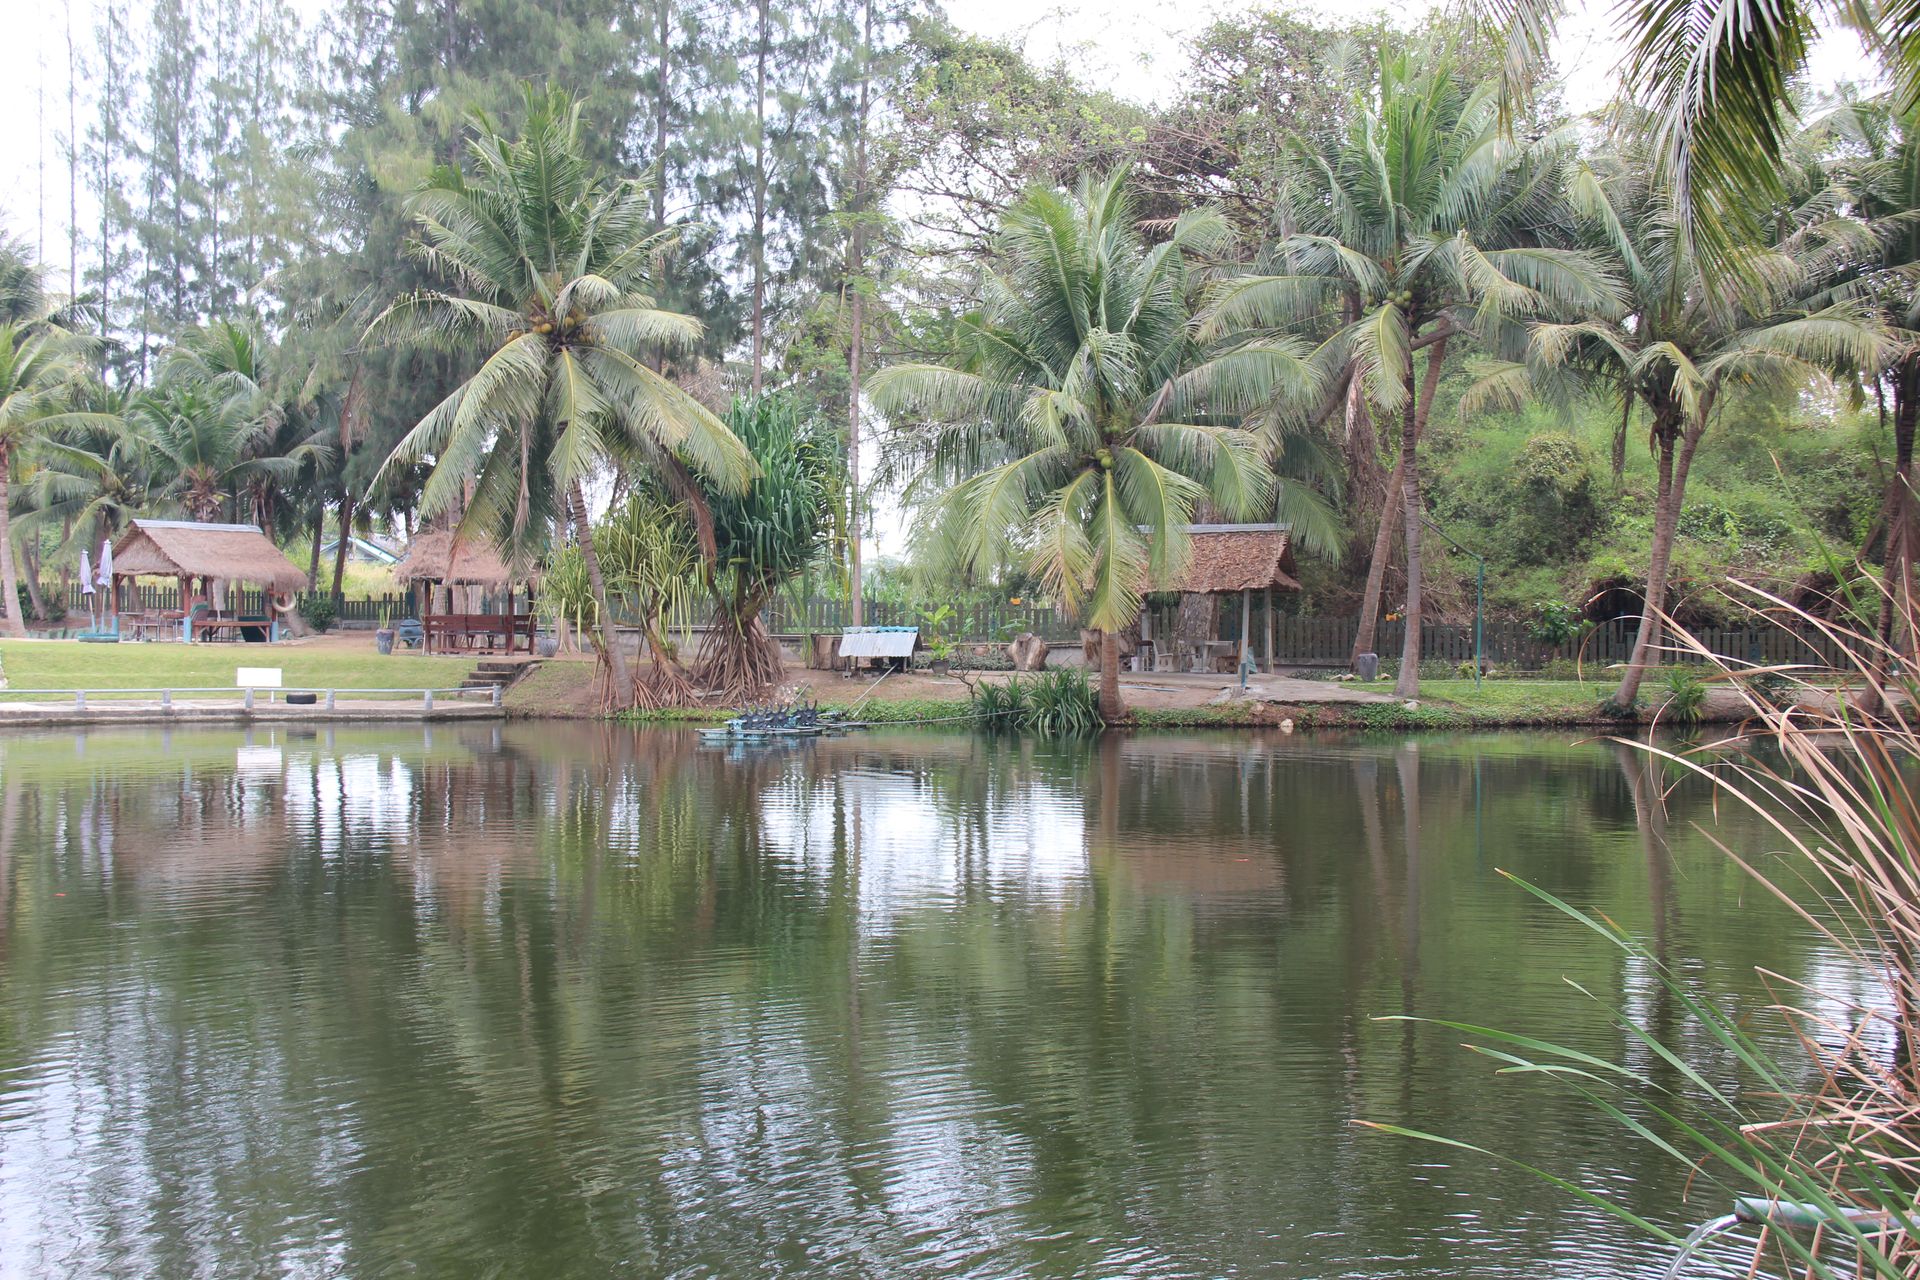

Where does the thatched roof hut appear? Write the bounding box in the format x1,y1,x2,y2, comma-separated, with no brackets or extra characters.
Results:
110,519,306,591
1138,524,1300,674
390,529,516,588
1156,524,1301,594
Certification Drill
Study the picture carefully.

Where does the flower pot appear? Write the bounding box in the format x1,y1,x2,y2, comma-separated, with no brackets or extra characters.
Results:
537,634,558,658
375,629,395,656
930,659,951,676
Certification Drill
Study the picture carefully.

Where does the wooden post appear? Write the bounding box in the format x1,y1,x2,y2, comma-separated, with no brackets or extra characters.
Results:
1239,589,1252,670
1263,588,1274,673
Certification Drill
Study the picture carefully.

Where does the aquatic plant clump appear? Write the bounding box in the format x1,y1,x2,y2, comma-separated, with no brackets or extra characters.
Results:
969,668,1102,735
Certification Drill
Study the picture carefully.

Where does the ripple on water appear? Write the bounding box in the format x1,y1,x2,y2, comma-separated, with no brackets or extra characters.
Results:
0,724,1850,1278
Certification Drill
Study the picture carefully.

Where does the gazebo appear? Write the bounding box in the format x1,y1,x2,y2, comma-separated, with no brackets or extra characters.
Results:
390,528,535,654
1139,523,1301,673
109,519,308,642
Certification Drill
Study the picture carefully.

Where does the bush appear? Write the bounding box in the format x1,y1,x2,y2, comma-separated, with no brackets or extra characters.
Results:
1526,599,1589,646
298,595,338,633
1657,668,1707,723
969,668,1102,735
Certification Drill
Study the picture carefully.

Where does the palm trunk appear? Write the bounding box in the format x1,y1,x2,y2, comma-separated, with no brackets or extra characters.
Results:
1096,627,1123,721
20,537,45,621
0,443,24,638
330,493,353,604
1350,455,1403,667
1880,363,1918,655
1393,336,1448,699
306,503,323,590
1614,416,1701,708
570,479,632,702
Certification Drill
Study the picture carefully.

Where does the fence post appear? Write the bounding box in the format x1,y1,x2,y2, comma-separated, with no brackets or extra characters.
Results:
244,687,254,711
424,688,434,712
74,690,85,711
162,689,171,709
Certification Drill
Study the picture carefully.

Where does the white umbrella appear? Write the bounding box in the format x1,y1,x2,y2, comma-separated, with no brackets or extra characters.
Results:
78,549,95,628
96,540,114,618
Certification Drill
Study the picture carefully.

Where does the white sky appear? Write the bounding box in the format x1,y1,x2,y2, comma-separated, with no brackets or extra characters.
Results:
0,0,1875,557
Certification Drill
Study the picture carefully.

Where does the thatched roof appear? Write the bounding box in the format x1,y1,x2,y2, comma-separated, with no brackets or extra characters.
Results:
1157,524,1301,594
110,519,307,591
390,528,517,588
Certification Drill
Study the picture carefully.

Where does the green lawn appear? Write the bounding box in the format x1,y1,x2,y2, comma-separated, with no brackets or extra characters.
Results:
0,639,479,696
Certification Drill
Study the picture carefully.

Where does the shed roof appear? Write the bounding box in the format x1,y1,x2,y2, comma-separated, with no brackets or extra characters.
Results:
110,519,307,591
1156,524,1301,594
390,528,517,588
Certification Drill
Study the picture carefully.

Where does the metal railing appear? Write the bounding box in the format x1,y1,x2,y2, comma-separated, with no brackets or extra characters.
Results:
0,685,502,711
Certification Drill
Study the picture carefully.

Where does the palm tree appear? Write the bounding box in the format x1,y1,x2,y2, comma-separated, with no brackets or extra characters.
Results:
16,381,149,560
368,87,752,700
1794,91,1920,661
1204,47,1623,697
1471,129,1885,706
869,170,1318,719
162,322,336,536
0,326,115,636
1478,0,1920,274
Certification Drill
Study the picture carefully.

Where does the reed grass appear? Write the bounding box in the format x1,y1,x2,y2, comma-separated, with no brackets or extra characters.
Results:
1373,583,1920,1278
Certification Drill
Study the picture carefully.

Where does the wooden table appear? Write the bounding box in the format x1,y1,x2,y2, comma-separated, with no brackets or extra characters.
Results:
424,613,535,655
192,615,270,643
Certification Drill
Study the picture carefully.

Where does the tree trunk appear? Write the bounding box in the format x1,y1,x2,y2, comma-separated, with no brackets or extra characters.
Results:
20,537,45,621
1393,336,1448,699
570,479,632,701
1350,454,1403,666
306,503,323,590
750,0,769,397
846,0,873,628
1614,416,1701,707
1879,362,1918,656
0,443,24,638
330,492,353,604
1096,627,1124,721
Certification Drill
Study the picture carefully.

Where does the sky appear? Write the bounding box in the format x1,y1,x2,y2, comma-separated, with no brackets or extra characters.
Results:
0,0,1876,557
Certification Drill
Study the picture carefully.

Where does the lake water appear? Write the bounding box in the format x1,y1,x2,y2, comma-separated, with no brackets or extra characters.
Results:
0,723,1849,1277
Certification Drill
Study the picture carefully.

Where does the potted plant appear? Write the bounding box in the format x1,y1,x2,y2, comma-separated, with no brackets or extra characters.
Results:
921,603,956,675
375,606,395,655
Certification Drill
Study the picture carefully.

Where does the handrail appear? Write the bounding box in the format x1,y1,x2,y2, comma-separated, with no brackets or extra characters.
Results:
0,684,502,710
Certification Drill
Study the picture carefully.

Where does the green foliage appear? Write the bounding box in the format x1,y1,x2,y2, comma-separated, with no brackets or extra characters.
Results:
1657,667,1707,722
298,595,338,633
968,669,1103,735
707,394,843,611
1526,600,1589,646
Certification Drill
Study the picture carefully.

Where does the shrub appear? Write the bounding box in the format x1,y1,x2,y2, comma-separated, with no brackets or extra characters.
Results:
1657,667,1706,723
968,669,1102,735
298,595,338,633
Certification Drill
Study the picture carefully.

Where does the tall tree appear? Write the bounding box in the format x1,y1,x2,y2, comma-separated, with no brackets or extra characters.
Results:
1472,131,1885,706
870,171,1316,719
368,88,752,704
1205,47,1619,697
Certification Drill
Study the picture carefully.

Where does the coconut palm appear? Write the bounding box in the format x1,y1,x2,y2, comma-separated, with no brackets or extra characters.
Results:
16,380,150,559
1203,47,1623,697
368,87,753,701
164,321,335,536
1478,0,1920,275
0,326,117,636
869,170,1319,719
1469,128,1885,706
1793,91,1920,661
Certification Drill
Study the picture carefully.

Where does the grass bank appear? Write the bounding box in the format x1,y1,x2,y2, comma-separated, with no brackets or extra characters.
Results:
499,658,1701,730
0,638,480,697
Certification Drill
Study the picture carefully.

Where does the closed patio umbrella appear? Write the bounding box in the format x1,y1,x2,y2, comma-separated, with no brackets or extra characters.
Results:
96,540,113,618
79,549,95,627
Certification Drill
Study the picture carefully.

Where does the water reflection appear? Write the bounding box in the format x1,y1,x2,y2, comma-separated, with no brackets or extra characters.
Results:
0,724,1845,1277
